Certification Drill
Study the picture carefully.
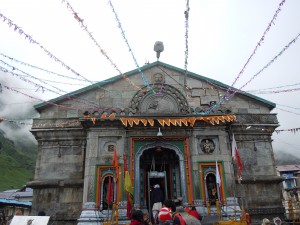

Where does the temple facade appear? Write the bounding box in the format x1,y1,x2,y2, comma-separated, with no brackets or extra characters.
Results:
28,61,283,225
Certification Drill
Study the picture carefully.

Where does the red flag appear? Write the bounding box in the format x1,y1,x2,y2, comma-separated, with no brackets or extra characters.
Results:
107,176,113,205
113,148,118,167
123,154,128,178
126,193,132,219
113,148,119,179
231,134,243,181
236,148,243,181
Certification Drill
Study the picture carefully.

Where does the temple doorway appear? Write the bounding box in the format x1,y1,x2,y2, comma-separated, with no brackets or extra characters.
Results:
139,147,181,212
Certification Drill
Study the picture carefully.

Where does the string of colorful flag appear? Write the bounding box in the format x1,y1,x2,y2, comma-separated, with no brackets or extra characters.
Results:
276,108,300,116
0,11,157,98
2,85,79,110
246,82,300,93
0,65,101,109
0,12,96,84
1,9,296,114
183,0,190,93
60,0,144,92
197,27,299,115
107,0,153,93
227,0,286,89
0,60,65,94
247,86,300,94
276,103,300,111
0,9,154,98
205,0,287,115
0,1,298,124
0,55,134,98
0,51,141,93
232,31,300,96
0,51,88,82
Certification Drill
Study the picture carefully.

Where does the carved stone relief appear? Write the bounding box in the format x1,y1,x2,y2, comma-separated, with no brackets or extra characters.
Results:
197,136,219,154
128,84,190,115
151,73,165,84
200,139,215,154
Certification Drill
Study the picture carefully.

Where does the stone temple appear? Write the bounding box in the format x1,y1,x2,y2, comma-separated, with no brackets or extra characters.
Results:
28,61,283,224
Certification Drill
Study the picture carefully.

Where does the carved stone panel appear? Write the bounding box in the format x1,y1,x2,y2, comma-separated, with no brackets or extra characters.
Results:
196,136,219,154
151,73,165,84
128,84,190,115
200,139,215,154
140,93,179,114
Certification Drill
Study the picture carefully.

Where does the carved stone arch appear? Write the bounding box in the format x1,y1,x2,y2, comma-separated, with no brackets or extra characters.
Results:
134,141,188,207
128,84,190,115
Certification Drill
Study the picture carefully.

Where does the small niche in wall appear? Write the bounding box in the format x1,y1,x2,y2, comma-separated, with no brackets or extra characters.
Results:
107,144,115,152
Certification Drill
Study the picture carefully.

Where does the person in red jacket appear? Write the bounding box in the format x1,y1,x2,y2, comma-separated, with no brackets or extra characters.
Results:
158,200,173,224
169,201,186,225
130,210,145,225
186,206,201,220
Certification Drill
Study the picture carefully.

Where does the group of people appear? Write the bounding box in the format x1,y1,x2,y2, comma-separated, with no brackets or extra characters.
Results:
129,184,201,225
262,217,282,225
130,200,201,225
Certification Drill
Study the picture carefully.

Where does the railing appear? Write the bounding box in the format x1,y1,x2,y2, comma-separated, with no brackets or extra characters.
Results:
283,198,300,225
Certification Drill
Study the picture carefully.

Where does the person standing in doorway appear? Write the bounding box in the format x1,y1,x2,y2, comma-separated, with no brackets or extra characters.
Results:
151,184,164,224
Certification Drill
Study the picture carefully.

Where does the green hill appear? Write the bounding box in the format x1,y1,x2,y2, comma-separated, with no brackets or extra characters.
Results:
0,130,37,191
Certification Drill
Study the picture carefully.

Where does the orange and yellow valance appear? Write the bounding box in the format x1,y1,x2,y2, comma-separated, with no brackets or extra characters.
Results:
120,115,236,127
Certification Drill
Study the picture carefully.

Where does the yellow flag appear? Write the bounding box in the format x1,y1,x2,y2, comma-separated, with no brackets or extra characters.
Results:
124,171,133,196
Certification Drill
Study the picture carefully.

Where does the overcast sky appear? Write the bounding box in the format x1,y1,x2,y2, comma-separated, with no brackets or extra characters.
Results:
0,0,300,157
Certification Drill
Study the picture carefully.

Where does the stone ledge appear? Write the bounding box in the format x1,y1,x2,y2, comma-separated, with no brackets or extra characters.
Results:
247,207,285,214
239,176,283,184
27,179,84,188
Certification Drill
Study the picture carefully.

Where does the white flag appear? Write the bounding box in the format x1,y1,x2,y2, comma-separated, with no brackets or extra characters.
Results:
216,161,221,186
231,133,238,160
231,133,243,181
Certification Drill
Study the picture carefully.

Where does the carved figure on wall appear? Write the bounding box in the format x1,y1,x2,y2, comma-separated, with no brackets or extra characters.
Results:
201,139,215,154
148,101,159,110
152,73,165,84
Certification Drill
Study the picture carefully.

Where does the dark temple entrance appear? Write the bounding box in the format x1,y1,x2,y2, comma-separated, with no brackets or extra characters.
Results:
139,147,181,212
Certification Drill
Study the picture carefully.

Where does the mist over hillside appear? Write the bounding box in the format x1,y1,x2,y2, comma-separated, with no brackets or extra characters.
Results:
0,129,37,191
0,73,39,190
274,150,300,165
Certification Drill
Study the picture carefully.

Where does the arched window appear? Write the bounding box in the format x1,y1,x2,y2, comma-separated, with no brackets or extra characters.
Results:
199,162,224,205
101,175,115,210
205,173,217,205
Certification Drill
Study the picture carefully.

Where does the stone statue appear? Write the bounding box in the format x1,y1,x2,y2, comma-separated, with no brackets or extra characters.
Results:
201,139,215,154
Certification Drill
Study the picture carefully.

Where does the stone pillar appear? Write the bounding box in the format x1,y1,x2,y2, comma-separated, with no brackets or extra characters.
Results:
29,119,87,225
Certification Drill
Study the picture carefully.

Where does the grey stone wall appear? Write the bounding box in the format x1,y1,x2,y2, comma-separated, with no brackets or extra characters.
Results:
28,120,86,225
37,66,272,119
